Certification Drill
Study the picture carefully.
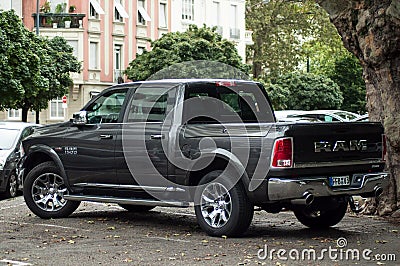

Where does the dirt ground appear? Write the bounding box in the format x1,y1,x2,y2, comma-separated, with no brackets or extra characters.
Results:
0,196,399,266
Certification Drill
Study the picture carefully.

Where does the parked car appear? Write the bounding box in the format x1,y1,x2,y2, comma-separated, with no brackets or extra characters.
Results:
20,80,388,237
0,122,39,198
351,114,369,122
287,110,360,122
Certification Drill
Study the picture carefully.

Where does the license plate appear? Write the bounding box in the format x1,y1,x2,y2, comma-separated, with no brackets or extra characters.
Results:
329,176,350,187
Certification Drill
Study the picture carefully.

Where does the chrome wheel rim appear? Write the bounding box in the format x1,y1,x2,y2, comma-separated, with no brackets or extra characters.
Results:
31,173,68,212
200,182,232,228
9,173,17,197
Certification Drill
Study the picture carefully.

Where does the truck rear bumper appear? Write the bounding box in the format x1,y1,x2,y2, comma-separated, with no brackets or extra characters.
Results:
267,172,389,201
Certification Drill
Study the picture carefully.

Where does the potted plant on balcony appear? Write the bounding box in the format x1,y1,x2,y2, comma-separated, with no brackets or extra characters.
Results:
64,17,72,28
40,1,50,13
69,5,76,13
55,3,66,13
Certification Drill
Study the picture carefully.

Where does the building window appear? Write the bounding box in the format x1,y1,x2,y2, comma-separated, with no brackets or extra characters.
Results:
114,0,129,21
89,42,99,69
230,4,240,39
137,0,151,25
50,98,65,119
114,45,123,83
67,40,78,58
137,46,146,55
211,1,220,26
89,0,105,19
7,109,21,120
159,2,167,28
182,0,194,21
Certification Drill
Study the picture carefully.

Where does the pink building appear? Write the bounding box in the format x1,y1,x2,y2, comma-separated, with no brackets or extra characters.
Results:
1,0,171,123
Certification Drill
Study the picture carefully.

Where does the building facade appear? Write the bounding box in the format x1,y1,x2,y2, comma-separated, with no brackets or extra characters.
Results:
0,0,252,124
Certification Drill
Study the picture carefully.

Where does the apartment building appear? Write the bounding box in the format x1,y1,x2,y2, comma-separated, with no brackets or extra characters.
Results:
0,0,252,124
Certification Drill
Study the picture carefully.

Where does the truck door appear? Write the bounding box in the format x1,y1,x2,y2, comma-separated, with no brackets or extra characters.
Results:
116,83,178,190
62,88,129,186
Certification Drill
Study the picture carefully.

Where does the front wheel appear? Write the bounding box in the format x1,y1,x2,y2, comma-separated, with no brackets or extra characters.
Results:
293,197,348,228
194,170,254,237
2,172,18,198
23,162,80,219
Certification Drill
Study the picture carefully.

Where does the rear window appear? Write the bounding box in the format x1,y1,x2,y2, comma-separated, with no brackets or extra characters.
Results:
183,82,274,124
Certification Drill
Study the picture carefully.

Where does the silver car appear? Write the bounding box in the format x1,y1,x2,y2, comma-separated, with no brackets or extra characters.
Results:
0,122,39,198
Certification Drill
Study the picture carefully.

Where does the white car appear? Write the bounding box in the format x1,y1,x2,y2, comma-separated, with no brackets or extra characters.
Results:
0,122,39,198
287,110,361,122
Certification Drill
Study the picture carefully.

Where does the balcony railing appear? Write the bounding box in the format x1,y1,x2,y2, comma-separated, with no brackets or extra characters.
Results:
32,13,86,29
244,30,254,45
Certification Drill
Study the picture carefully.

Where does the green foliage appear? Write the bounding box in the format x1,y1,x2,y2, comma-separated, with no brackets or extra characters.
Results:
0,10,81,120
246,0,347,79
124,25,250,81
264,72,343,110
328,53,366,113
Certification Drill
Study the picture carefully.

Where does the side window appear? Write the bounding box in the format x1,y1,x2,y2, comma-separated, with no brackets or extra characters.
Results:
127,87,169,122
20,127,33,140
86,88,128,124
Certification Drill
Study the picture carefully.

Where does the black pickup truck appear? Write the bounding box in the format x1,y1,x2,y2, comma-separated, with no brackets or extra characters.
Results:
20,79,389,236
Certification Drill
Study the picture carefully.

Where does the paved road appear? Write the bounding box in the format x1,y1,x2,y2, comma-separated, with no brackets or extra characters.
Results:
0,196,398,265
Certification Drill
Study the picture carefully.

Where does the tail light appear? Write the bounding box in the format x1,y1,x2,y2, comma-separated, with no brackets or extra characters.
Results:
215,81,236,87
382,134,387,161
271,137,293,168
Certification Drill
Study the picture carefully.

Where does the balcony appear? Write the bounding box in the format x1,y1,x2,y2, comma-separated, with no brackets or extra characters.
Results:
245,30,254,45
32,13,86,29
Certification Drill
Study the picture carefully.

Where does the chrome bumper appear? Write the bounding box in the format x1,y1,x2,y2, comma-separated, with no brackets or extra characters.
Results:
268,172,389,201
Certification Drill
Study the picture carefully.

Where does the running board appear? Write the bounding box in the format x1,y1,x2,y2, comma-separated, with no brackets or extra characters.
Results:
64,195,190,208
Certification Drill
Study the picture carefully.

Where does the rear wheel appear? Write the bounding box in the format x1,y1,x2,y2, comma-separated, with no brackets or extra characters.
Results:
194,170,254,237
293,197,348,228
23,162,80,219
118,204,155,212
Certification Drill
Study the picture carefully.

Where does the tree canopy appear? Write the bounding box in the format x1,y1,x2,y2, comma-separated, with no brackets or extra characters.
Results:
246,0,347,80
124,25,250,81
0,10,80,121
265,72,343,110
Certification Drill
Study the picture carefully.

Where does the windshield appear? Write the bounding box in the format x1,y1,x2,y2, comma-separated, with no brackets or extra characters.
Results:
0,128,20,150
334,111,359,121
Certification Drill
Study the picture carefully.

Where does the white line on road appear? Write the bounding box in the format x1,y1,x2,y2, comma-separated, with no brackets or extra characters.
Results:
0,220,91,232
0,203,26,211
0,259,32,266
147,236,191,243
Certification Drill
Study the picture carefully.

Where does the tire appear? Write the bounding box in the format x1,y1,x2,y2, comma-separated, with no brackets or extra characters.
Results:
293,197,348,228
23,162,80,219
194,170,254,237
3,172,18,198
118,204,155,212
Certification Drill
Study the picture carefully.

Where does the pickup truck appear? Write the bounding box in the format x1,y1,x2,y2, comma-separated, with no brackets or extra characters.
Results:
20,79,389,237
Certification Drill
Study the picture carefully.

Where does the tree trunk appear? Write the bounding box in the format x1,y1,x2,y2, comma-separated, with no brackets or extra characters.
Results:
317,0,400,215
21,105,29,122
252,36,264,78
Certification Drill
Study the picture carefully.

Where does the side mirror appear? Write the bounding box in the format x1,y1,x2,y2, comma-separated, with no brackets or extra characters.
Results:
72,111,88,125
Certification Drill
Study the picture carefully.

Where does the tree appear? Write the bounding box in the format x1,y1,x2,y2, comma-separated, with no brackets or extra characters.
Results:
124,25,250,81
0,10,80,122
246,0,341,79
329,52,366,114
316,0,400,216
264,72,343,110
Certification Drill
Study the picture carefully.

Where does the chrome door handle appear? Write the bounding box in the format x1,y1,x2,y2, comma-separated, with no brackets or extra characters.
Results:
150,134,164,139
99,134,113,139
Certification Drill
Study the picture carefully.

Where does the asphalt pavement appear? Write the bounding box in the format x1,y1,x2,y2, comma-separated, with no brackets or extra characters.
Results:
0,196,398,265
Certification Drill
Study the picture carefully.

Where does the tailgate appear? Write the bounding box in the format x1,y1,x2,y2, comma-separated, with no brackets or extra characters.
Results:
285,122,384,165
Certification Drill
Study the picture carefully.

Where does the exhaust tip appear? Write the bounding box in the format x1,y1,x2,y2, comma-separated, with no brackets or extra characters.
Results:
304,192,314,205
374,186,383,197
